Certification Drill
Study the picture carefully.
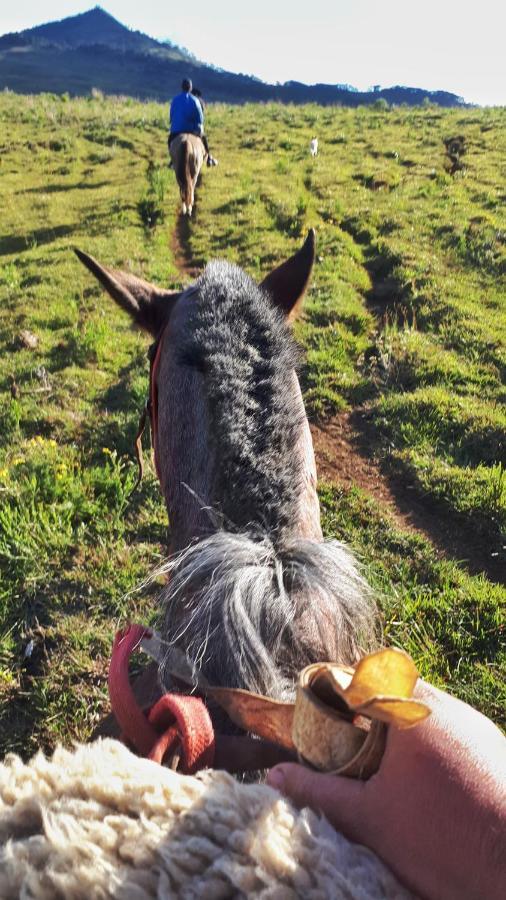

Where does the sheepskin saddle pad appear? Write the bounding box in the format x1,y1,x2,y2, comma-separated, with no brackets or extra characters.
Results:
0,738,414,899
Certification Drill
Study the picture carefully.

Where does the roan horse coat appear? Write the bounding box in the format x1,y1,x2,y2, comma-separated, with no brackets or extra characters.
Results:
76,233,377,705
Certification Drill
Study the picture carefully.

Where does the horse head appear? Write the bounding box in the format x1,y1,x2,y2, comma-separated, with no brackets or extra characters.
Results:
77,232,377,700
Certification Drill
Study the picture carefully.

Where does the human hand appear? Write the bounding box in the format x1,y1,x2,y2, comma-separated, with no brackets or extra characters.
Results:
267,682,506,900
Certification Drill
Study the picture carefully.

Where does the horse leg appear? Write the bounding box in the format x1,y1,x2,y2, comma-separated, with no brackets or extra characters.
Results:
183,184,191,216
187,174,196,217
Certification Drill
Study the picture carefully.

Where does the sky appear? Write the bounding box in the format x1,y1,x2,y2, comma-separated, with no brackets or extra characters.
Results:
1,1,505,106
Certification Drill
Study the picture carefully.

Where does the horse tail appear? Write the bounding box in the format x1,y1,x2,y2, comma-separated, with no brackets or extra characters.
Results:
176,139,193,208
157,532,378,700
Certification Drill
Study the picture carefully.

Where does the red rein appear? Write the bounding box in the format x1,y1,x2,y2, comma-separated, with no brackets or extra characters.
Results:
108,624,215,774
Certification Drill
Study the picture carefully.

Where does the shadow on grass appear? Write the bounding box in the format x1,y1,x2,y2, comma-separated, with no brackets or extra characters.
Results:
83,133,135,151
0,565,82,758
0,225,76,256
20,181,111,195
47,334,90,371
13,253,63,271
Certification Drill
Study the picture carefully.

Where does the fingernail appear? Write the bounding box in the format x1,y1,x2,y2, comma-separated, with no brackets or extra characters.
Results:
266,768,285,793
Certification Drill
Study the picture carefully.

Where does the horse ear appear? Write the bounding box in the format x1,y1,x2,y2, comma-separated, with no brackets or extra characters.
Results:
75,249,180,337
260,229,315,320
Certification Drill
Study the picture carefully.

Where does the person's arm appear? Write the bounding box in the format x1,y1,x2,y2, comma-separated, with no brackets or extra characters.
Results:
169,96,176,129
267,682,506,900
191,96,204,135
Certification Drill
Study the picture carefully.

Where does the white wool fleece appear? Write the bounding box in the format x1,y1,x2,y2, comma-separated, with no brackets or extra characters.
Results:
0,739,414,899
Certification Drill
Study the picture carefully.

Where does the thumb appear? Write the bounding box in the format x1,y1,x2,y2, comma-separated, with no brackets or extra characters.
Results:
267,763,368,842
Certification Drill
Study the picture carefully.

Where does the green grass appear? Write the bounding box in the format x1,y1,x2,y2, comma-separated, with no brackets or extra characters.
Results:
319,484,505,723
0,92,504,756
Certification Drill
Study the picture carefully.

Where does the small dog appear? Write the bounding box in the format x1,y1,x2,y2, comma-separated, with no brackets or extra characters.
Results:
310,137,318,157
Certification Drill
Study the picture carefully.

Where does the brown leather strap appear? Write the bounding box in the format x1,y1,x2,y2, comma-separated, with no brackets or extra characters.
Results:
129,403,149,497
93,662,295,774
214,735,295,773
148,329,166,482
129,326,167,496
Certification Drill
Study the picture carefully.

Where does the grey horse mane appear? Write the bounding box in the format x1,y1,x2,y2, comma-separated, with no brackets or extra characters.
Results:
179,260,305,539
157,532,377,701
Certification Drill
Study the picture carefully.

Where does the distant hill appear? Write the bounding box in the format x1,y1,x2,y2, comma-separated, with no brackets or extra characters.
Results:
0,6,466,107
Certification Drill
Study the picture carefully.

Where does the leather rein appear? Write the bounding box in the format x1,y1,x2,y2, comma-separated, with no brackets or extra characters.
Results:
132,328,166,494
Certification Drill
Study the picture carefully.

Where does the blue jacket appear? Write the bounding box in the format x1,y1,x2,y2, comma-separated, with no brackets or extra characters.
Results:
170,92,204,134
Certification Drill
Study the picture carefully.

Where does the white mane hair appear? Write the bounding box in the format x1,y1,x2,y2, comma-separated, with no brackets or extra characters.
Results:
158,531,378,699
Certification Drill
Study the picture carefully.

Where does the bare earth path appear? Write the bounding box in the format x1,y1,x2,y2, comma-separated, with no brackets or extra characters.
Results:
170,214,200,279
312,410,503,584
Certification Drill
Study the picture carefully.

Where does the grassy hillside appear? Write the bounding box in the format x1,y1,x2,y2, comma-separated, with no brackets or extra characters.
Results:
0,92,504,757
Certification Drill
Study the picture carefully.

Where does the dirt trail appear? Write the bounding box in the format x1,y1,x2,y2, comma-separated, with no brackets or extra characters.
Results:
170,210,201,280
312,410,504,584
311,412,410,529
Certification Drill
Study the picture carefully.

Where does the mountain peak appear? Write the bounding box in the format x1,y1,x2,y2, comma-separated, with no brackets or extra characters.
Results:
71,6,125,27
88,5,115,14
18,6,159,52
78,7,115,20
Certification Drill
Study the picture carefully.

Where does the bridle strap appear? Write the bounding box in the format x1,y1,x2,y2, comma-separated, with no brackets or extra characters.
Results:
148,327,166,483
130,403,149,497
130,326,168,494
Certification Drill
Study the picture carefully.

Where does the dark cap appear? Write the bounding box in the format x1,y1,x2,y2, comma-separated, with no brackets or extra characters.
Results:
181,78,192,92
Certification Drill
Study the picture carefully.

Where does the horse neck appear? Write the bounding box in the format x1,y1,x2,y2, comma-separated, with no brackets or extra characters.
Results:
156,362,321,551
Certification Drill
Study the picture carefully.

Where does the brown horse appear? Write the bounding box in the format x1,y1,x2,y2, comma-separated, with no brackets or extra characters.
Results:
169,133,205,217
76,233,377,705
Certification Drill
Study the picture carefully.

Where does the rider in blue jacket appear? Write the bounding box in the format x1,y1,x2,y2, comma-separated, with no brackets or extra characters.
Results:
168,78,218,167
